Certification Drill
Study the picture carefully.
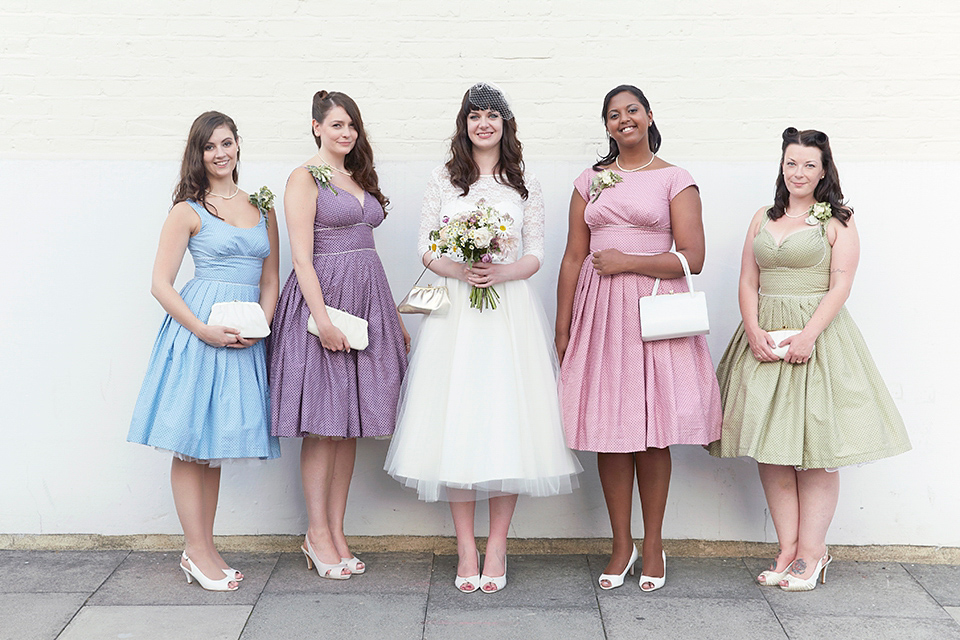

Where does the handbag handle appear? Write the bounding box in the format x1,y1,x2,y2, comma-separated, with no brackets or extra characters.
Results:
409,258,437,288
650,251,696,296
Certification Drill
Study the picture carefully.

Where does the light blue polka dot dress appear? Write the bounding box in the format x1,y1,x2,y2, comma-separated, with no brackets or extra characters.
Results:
127,200,281,462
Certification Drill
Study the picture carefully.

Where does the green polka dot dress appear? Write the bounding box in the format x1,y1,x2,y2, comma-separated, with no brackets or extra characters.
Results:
709,216,911,468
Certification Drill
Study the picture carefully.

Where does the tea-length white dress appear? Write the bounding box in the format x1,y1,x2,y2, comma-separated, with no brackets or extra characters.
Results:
384,166,582,502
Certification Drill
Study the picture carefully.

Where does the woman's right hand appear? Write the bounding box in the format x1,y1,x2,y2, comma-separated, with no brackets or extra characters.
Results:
312,319,352,352
197,324,242,348
745,327,779,362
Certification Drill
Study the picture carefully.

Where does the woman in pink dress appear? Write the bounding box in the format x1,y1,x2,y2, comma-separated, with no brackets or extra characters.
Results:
556,85,722,591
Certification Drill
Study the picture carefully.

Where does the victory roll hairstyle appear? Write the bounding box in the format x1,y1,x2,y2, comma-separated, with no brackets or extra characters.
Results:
768,127,852,225
445,83,528,200
173,111,239,217
311,90,390,213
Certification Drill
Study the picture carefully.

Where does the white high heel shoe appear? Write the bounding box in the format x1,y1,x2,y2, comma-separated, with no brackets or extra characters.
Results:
301,539,351,580
341,556,365,575
779,551,832,592
639,550,667,592
598,545,639,590
455,551,481,593
480,555,507,593
180,553,238,592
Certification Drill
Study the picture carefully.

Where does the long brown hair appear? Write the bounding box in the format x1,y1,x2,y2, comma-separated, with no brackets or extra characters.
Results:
769,127,852,225
594,84,662,170
312,90,390,214
172,111,239,217
445,88,528,200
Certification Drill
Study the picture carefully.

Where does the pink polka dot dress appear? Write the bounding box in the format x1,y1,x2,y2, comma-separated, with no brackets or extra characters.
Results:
559,166,722,453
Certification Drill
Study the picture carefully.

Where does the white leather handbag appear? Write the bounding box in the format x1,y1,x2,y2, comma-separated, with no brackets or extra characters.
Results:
638,251,710,342
307,307,369,350
207,301,271,339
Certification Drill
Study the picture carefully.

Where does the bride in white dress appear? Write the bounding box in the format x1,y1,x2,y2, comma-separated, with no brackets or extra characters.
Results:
385,83,581,593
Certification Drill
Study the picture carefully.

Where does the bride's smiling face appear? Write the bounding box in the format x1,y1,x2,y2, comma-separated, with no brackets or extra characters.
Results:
467,109,503,151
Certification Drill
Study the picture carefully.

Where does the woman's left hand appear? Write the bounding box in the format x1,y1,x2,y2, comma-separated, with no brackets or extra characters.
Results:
591,249,630,276
467,262,512,288
227,336,261,349
780,331,815,364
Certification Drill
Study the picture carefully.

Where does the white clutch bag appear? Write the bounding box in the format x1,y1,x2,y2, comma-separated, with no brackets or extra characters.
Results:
767,329,813,360
307,307,369,350
207,301,270,339
638,251,710,342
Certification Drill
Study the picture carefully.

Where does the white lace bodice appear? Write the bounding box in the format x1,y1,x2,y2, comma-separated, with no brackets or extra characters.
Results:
417,165,545,264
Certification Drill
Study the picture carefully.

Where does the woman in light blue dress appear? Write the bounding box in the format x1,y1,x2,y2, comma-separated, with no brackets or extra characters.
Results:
128,111,280,591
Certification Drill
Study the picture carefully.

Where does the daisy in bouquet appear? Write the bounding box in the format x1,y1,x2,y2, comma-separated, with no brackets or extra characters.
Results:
429,199,516,311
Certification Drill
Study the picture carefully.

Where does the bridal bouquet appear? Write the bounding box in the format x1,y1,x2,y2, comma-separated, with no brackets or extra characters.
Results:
429,199,516,311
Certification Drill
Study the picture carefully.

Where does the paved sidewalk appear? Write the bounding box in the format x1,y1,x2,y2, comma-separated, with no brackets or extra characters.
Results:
2,550,959,639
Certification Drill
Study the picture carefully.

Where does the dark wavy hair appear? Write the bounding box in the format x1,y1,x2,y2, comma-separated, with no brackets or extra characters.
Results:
172,111,239,218
768,127,852,225
594,84,662,170
312,90,390,214
445,89,528,200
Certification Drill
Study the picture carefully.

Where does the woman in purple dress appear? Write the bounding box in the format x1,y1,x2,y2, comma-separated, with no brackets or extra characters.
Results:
556,85,722,591
270,91,409,580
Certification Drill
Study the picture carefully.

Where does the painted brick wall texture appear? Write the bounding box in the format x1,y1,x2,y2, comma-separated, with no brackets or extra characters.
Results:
2,0,959,161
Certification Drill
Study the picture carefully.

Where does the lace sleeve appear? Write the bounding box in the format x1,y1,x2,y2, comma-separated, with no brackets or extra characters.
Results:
520,174,545,264
417,166,445,259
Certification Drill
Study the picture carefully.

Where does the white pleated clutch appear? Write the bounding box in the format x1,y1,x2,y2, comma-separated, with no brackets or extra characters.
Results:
307,307,369,350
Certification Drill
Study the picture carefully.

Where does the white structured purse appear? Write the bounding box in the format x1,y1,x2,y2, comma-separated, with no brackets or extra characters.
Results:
207,301,271,339
638,251,710,342
307,307,369,350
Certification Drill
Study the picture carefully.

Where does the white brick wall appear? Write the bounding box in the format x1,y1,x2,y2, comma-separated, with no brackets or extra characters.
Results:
2,1,959,160
1,2,958,542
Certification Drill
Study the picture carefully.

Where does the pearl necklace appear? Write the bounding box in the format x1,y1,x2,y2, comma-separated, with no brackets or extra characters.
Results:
313,155,352,177
207,185,239,199
784,205,812,218
615,154,656,172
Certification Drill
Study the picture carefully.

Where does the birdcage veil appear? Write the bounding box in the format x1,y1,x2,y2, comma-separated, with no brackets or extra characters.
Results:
467,82,514,120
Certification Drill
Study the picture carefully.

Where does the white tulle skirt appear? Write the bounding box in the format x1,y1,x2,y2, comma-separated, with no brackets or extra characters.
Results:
385,277,582,502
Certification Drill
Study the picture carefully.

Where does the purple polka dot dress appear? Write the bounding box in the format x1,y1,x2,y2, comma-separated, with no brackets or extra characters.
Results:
269,171,407,438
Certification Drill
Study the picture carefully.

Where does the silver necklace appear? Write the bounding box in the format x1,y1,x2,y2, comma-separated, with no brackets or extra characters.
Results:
207,185,239,199
615,153,656,172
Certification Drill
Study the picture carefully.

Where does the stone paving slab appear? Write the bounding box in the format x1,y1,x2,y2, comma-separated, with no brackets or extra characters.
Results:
904,562,960,606
586,554,764,600
778,613,960,639
424,605,604,640
427,554,597,611
240,593,427,640
752,559,949,619
0,550,128,593
57,604,252,640
0,593,88,640
263,551,433,595
88,551,279,606
598,595,787,639
947,607,960,625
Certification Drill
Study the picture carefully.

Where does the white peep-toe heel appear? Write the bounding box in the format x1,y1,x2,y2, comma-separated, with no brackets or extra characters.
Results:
180,553,238,592
301,539,351,580
480,555,507,593
454,551,481,593
639,550,667,592
598,545,639,590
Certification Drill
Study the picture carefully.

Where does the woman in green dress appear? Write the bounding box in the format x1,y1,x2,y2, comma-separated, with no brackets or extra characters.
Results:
709,128,910,591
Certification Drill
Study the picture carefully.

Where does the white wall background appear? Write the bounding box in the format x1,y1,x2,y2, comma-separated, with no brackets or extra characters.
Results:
2,1,958,546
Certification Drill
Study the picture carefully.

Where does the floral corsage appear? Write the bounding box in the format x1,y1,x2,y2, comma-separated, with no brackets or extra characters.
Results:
805,202,832,227
249,186,275,227
589,169,623,203
306,164,338,195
